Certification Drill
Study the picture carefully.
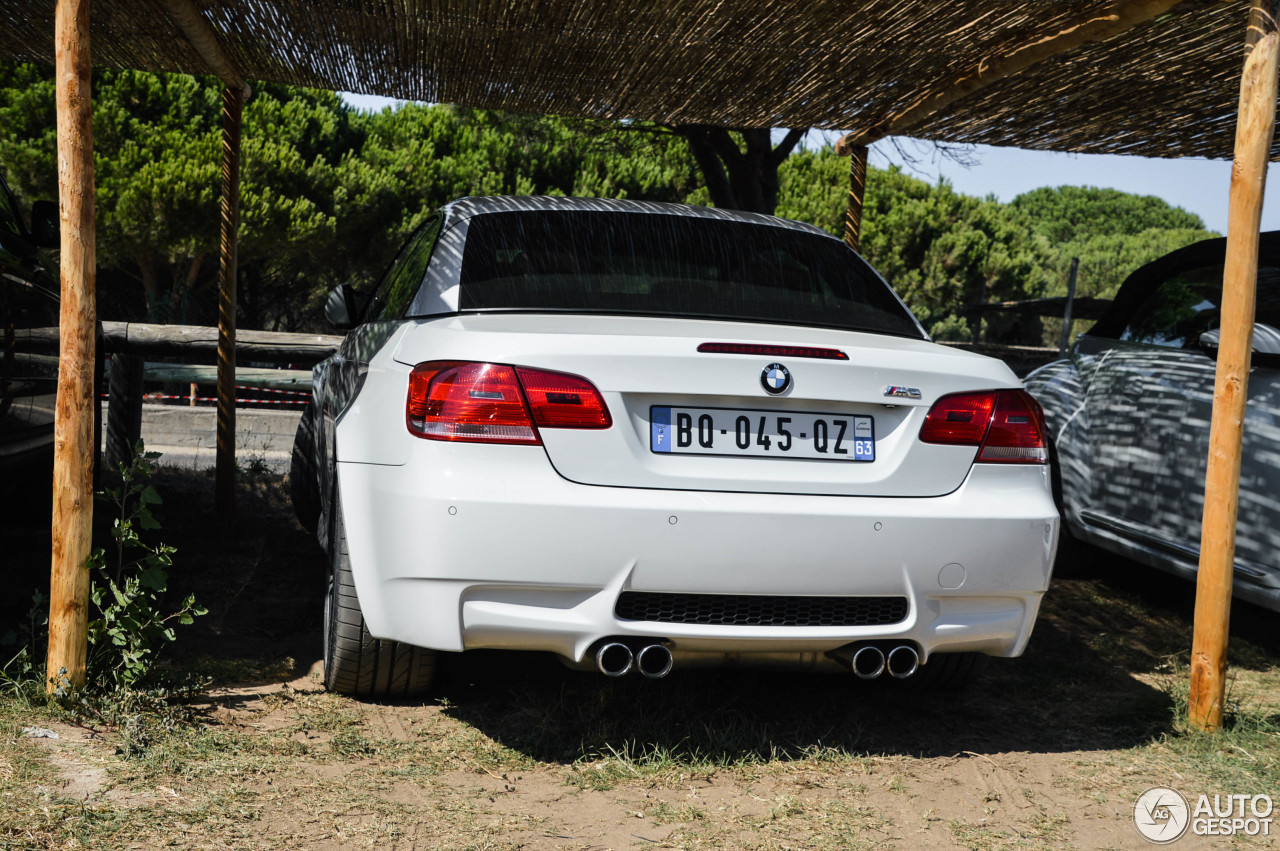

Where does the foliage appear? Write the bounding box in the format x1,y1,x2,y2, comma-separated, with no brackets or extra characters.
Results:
87,443,207,691
0,61,1218,343
778,149,1053,342
0,590,47,695
335,105,702,279
775,147,1215,343
0,66,359,328
0,442,205,700
1013,186,1216,305
1011,185,1205,243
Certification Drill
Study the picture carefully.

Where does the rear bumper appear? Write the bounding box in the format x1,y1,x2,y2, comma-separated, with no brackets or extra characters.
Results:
337,444,1057,665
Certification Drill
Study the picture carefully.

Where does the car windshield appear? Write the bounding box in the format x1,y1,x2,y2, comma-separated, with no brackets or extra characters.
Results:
455,210,923,338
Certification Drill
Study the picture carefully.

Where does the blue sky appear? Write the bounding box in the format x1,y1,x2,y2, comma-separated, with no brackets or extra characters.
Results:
341,92,1278,235
866,139,1280,236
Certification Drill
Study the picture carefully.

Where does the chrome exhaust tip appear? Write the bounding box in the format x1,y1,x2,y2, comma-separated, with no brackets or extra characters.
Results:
636,644,674,679
886,645,919,679
851,645,886,680
595,642,634,677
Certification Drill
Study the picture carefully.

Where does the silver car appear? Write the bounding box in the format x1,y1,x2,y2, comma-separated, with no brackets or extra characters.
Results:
1025,232,1280,612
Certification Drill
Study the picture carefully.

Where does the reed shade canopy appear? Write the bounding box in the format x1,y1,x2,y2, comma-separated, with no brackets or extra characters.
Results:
0,0,1270,160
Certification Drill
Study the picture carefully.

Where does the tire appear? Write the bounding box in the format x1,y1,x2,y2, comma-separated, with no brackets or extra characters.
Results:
324,493,436,698
289,401,321,534
904,652,988,690
1047,438,1080,574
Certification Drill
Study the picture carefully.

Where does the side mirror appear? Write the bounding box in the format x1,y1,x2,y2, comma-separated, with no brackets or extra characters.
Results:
324,283,360,330
29,200,59,249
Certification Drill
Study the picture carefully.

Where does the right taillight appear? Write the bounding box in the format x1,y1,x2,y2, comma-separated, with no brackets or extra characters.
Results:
406,360,611,443
919,389,1047,464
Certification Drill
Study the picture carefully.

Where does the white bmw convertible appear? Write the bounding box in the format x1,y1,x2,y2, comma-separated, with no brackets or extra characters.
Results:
289,196,1058,698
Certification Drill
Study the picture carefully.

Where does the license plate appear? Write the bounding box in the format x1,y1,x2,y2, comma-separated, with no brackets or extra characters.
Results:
650,406,874,461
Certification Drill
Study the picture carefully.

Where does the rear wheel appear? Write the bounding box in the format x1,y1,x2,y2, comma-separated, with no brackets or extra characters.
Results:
324,493,436,698
905,652,988,690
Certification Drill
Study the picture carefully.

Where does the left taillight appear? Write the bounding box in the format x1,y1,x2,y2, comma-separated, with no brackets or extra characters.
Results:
406,361,610,443
919,389,1047,464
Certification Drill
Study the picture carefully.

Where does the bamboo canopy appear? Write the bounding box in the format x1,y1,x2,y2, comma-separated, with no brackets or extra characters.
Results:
0,0,1269,159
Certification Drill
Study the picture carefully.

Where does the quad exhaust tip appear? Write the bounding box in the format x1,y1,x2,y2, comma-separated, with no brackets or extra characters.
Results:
850,644,918,680
636,644,674,679
594,641,672,678
595,642,634,677
886,645,920,679
851,646,886,680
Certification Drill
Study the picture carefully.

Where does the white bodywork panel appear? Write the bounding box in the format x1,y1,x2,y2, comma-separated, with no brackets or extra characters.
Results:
386,314,1020,497
334,312,1057,665
338,447,1055,663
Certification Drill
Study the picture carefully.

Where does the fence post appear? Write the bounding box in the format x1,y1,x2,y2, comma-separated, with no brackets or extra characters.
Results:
105,353,144,469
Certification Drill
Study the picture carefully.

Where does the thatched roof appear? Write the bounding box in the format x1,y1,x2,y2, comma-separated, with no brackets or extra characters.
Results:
0,0,1262,159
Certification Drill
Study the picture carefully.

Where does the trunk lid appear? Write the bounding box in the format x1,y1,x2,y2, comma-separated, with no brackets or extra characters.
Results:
393,313,1021,497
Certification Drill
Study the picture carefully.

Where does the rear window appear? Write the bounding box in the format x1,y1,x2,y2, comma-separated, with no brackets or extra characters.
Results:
454,210,923,338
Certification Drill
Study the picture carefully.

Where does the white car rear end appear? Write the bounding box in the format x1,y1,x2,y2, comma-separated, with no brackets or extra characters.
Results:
303,197,1058,697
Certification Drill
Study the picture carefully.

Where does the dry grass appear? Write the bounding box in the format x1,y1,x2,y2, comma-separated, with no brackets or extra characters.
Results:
2,468,1278,849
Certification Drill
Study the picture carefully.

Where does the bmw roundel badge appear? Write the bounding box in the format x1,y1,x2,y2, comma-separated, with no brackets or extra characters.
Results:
761,363,791,394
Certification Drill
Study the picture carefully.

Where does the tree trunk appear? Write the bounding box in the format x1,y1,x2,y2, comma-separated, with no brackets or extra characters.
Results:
137,256,157,319
673,125,806,216
167,251,204,321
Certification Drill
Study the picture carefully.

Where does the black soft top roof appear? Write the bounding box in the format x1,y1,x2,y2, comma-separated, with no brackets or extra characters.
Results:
1088,231,1280,339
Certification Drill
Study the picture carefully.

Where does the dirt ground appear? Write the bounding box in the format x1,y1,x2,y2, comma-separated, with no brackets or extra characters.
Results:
4,467,1279,850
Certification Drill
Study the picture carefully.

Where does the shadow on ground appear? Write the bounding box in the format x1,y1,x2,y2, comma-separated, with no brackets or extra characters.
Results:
7,468,1278,769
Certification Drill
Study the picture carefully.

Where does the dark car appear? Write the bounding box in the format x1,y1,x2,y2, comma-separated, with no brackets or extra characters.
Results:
1025,232,1280,612
0,172,60,490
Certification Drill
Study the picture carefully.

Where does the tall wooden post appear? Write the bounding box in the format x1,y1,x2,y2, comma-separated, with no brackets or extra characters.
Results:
1189,0,1280,731
47,0,95,693
215,85,244,516
1058,257,1080,355
842,144,868,251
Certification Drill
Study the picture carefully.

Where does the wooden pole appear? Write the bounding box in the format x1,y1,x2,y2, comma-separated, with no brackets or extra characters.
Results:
153,0,247,92
1058,257,1079,355
46,0,95,693
842,144,868,251
1189,0,1280,732
215,85,244,516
